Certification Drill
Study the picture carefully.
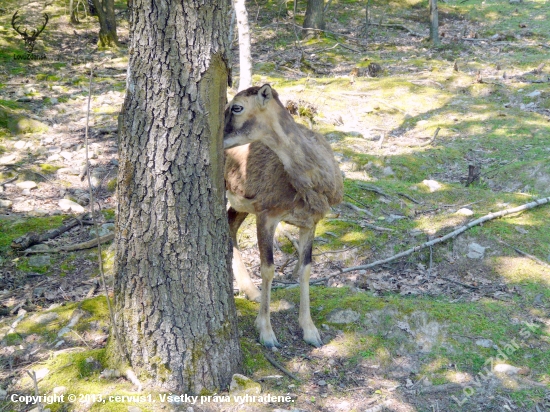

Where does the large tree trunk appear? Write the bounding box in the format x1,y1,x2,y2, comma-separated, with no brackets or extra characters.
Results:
114,0,242,393
234,0,252,91
91,0,119,47
303,0,325,32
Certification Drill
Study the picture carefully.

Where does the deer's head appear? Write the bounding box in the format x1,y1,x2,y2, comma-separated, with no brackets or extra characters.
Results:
11,11,49,53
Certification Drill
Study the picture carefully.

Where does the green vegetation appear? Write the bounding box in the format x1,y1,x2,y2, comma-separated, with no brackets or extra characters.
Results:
0,0,548,410
0,216,65,252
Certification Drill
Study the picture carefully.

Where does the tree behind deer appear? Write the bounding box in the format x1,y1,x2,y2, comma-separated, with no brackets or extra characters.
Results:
115,0,242,392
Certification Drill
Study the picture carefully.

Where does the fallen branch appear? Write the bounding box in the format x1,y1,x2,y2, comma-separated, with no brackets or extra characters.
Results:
23,233,114,254
416,127,441,147
264,351,301,382
0,174,18,186
355,182,392,198
440,276,478,290
368,22,424,37
12,215,88,250
396,192,422,205
318,197,550,278
361,222,395,233
342,200,374,217
266,21,361,41
335,42,362,53
344,194,374,216
496,238,550,270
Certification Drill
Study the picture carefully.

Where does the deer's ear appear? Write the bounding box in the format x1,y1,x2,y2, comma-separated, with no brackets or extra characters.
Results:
256,84,273,107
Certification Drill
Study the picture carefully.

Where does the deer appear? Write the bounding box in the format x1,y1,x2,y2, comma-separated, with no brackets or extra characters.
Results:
224,84,343,348
11,11,49,54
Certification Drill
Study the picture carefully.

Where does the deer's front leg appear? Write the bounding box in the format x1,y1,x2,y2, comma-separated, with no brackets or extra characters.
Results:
255,213,280,348
296,226,323,347
228,207,261,302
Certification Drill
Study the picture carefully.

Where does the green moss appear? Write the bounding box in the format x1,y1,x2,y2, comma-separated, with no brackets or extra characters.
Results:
16,256,51,274
3,332,23,345
0,216,65,252
40,163,62,174
106,178,117,192
8,116,49,135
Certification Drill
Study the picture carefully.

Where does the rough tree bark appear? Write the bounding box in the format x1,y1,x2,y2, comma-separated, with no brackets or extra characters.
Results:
234,0,252,91
91,0,119,47
304,0,325,32
114,0,242,393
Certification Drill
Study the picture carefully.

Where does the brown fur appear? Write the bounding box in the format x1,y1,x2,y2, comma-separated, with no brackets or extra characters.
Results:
223,84,343,347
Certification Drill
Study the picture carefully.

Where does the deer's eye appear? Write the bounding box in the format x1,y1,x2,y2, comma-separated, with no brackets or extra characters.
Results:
231,105,244,114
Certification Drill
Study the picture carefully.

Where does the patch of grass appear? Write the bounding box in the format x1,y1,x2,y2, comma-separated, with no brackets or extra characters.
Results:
36,73,61,82
16,256,51,274
3,332,23,345
102,209,116,220
59,254,77,274
0,216,65,253
0,99,23,110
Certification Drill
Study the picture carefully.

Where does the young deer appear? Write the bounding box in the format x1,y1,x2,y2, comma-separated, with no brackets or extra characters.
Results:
224,84,343,347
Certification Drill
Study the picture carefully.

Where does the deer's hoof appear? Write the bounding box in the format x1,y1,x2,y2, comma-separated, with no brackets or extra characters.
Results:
248,291,261,303
303,328,323,348
259,331,280,348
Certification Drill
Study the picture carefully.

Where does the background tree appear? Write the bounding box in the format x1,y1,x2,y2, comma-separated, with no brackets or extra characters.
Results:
90,0,118,47
114,0,242,392
304,0,325,32
234,0,253,90
429,0,439,45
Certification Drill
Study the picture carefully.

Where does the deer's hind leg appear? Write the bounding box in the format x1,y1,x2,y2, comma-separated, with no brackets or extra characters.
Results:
228,207,261,302
255,213,281,348
296,225,323,347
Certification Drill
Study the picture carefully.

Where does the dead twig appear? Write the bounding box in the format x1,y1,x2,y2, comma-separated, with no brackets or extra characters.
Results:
0,174,19,186
265,21,360,41
263,351,301,382
84,61,127,366
23,229,115,254
13,215,88,250
496,238,550,270
71,329,91,348
26,370,43,412
440,276,478,290
342,200,374,217
361,222,395,233
370,22,423,37
355,182,392,198
335,42,362,53
315,197,550,279
416,127,441,147
396,192,422,205
344,194,374,213
313,244,360,257
23,168,57,185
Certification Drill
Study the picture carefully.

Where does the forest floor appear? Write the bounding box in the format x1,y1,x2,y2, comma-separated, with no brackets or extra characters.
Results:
0,0,549,411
